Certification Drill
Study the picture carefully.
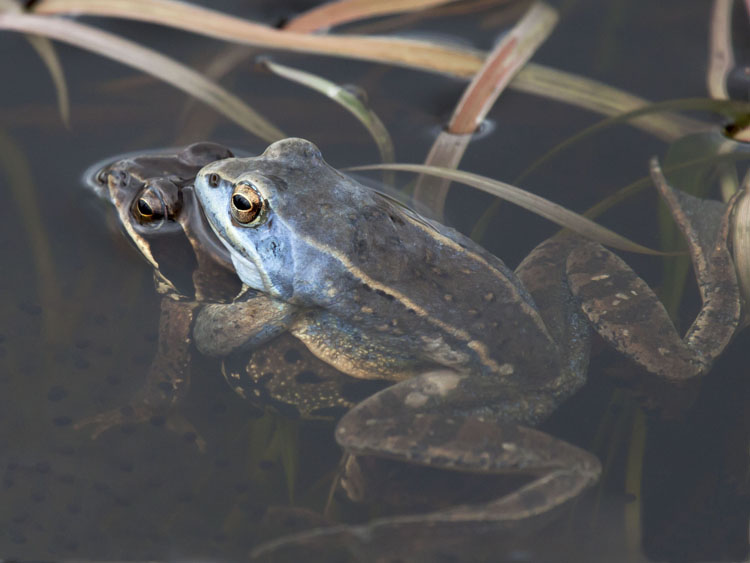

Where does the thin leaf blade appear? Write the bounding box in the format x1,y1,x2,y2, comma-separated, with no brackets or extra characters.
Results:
284,0,455,32
260,59,394,164
0,12,285,142
32,0,485,77
352,163,662,254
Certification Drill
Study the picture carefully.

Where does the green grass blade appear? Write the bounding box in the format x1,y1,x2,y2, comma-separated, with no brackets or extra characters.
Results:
512,64,707,141
587,148,750,223
352,163,662,254
25,35,71,127
0,0,70,126
260,59,394,165
0,12,285,142
514,98,750,186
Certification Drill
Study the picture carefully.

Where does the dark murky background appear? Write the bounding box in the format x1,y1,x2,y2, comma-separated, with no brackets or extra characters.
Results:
0,0,748,561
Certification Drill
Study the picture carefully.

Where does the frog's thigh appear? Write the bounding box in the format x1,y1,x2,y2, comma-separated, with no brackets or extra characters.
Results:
289,315,421,381
566,242,707,379
336,370,600,521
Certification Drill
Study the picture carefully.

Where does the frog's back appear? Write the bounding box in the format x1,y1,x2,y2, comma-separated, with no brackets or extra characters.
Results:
253,140,563,383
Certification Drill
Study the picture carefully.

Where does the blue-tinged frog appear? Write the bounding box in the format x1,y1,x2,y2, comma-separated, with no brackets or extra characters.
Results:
193,137,744,536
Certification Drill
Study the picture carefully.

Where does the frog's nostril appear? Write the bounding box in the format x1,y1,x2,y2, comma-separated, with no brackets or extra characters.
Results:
114,171,128,188
208,173,221,187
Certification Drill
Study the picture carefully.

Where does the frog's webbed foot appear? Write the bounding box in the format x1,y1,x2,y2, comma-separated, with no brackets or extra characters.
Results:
74,405,207,452
566,158,741,382
74,405,145,439
250,372,600,560
333,371,600,529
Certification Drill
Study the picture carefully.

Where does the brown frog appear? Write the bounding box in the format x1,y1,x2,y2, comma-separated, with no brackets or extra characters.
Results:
81,143,376,441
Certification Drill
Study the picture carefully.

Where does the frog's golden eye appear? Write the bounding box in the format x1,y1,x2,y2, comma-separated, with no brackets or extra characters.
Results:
132,187,165,224
208,173,221,187
231,182,264,225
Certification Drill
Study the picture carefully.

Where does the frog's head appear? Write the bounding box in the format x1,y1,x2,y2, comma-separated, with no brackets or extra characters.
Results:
195,138,364,302
87,142,236,297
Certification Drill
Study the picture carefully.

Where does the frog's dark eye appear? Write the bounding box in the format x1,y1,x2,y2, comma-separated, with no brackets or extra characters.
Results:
133,187,166,225
137,199,154,216
231,182,264,225
208,173,221,187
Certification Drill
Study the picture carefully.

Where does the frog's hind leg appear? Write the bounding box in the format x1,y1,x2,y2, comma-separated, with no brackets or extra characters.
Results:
333,370,600,531
565,158,741,381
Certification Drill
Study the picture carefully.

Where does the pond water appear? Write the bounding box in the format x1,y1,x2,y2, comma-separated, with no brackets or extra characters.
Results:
0,0,748,561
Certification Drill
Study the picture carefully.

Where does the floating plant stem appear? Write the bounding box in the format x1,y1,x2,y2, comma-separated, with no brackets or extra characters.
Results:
414,1,558,218
448,2,558,135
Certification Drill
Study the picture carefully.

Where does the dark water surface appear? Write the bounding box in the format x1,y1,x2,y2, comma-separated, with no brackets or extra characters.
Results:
1,0,748,561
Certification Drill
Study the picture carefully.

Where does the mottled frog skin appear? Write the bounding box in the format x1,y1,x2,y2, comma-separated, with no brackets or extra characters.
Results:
194,138,743,537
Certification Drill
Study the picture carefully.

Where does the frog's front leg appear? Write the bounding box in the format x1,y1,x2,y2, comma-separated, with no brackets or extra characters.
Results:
192,289,297,358
334,371,600,530
566,159,741,381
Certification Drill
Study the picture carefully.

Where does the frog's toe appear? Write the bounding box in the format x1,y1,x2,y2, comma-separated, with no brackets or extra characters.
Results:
334,376,600,536
74,406,206,452
73,405,148,438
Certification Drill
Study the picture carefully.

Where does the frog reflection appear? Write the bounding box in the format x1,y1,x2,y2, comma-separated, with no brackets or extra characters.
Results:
193,138,744,537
